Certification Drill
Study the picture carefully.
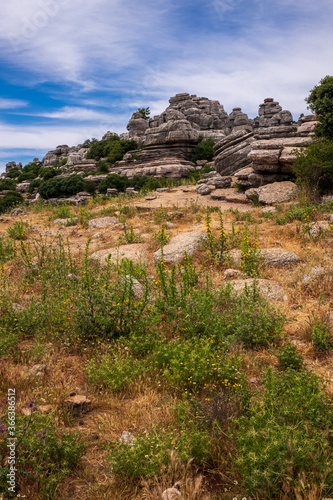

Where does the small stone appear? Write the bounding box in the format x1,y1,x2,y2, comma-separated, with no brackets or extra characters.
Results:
196,184,212,196
91,232,103,239
28,364,46,377
302,266,328,285
262,206,276,213
119,431,135,445
145,196,157,200
166,222,174,228
11,208,26,216
223,268,242,279
162,488,182,500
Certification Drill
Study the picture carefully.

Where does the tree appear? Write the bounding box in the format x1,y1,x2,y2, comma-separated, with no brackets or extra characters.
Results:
137,107,150,121
306,75,333,140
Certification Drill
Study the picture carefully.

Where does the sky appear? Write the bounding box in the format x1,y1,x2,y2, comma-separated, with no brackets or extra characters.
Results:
0,0,332,172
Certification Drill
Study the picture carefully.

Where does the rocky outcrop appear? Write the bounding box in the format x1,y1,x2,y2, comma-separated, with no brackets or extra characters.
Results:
214,130,255,176
6,161,22,173
153,231,205,264
224,278,288,302
90,243,148,266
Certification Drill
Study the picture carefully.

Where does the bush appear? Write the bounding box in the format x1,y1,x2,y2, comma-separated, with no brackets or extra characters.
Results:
190,136,216,163
38,174,95,199
277,342,304,370
86,136,138,162
293,140,333,197
0,178,17,191
17,162,40,182
97,160,109,173
6,167,20,179
98,174,130,193
234,368,333,497
0,191,24,214
39,167,58,180
306,75,333,140
86,355,147,391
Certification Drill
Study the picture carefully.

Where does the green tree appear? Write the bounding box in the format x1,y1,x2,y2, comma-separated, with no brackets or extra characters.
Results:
138,107,150,121
306,75,333,140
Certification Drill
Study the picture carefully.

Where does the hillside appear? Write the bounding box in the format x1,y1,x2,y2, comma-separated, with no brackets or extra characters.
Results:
0,187,333,499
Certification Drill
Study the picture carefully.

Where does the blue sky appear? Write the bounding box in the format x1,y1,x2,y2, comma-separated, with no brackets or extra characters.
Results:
0,0,332,172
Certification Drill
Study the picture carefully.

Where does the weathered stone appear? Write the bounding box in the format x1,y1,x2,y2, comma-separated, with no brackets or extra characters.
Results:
16,182,31,193
88,217,118,229
90,244,148,266
54,217,78,226
11,208,26,216
247,181,299,205
224,278,287,302
210,188,237,200
212,176,232,188
214,130,255,176
196,184,212,195
28,364,46,377
302,266,329,285
162,488,182,500
154,231,205,264
106,188,118,197
230,248,301,267
223,268,242,279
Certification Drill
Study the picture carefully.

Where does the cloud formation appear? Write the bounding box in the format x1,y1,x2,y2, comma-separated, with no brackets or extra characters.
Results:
0,0,332,171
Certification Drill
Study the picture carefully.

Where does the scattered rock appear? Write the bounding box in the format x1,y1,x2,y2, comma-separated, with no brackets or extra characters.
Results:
224,278,288,302
11,208,26,216
91,232,103,239
196,184,212,196
64,395,91,415
90,244,148,266
262,206,276,213
166,222,174,228
223,268,242,279
154,231,205,264
302,266,330,285
145,196,157,200
230,248,301,267
119,431,135,445
162,488,183,500
106,188,118,197
54,217,78,226
88,217,118,229
28,364,46,377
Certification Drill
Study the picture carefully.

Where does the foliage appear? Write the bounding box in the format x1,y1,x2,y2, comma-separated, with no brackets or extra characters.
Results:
38,174,95,199
234,368,333,497
17,162,40,182
190,136,216,163
277,342,304,370
240,224,260,277
306,75,333,140
7,221,28,241
308,312,333,352
0,178,17,191
292,139,333,197
99,173,130,193
138,107,150,120
0,410,86,498
86,355,147,391
97,159,109,173
6,167,20,179
108,426,212,480
0,191,24,214
86,136,138,162
39,167,59,180
0,236,16,264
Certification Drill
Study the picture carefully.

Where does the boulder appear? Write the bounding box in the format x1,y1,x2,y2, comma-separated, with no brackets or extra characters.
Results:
224,278,287,301
302,266,329,285
88,217,118,229
196,184,212,195
154,231,205,264
246,181,299,205
90,243,148,266
162,488,183,500
230,248,301,267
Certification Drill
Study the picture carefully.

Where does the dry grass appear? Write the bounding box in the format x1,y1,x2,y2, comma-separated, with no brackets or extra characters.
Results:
1,191,333,499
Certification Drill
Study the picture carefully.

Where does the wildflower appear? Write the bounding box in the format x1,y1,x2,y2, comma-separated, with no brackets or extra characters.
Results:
161,314,165,318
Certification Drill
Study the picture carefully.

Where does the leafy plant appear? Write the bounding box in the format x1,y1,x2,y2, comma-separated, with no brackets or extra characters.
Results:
306,75,333,140
86,355,147,391
308,312,332,352
277,342,304,370
190,136,216,163
7,221,28,241
0,191,24,214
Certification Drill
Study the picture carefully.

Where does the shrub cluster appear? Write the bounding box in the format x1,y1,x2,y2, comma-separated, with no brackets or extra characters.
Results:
0,191,24,214
86,136,138,163
38,174,95,199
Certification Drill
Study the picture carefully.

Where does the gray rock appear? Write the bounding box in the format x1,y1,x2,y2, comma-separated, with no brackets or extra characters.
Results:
196,184,212,195
11,208,26,216
223,268,242,279
230,248,301,267
214,130,255,176
154,231,205,264
302,266,328,285
162,488,182,500
247,181,299,205
16,182,31,193
90,243,148,266
88,217,118,229
54,217,78,226
224,278,287,302
91,232,103,239
212,176,232,188
28,364,46,377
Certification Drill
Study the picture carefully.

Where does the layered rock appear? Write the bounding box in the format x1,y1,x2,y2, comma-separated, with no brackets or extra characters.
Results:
214,130,255,176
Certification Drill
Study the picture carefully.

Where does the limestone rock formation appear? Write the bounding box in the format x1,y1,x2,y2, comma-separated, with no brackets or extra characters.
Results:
246,181,300,205
5,161,22,173
214,130,255,176
90,243,148,266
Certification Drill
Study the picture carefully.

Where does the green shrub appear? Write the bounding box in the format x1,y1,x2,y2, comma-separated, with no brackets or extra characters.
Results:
0,191,24,214
306,75,333,140
277,342,304,370
97,160,109,173
98,174,130,193
234,368,333,497
85,355,147,391
86,136,138,162
6,167,20,179
0,178,17,191
108,426,211,480
39,167,59,180
38,174,95,199
0,411,86,498
17,162,41,182
7,221,28,240
292,140,333,197
309,312,332,352
0,236,16,263
190,136,216,163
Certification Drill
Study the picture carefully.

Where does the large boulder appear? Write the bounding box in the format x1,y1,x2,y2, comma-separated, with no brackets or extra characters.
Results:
246,181,300,205
153,231,205,263
90,244,148,266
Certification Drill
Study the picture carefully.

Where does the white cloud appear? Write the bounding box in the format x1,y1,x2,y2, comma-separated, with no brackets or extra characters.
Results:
0,98,28,109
